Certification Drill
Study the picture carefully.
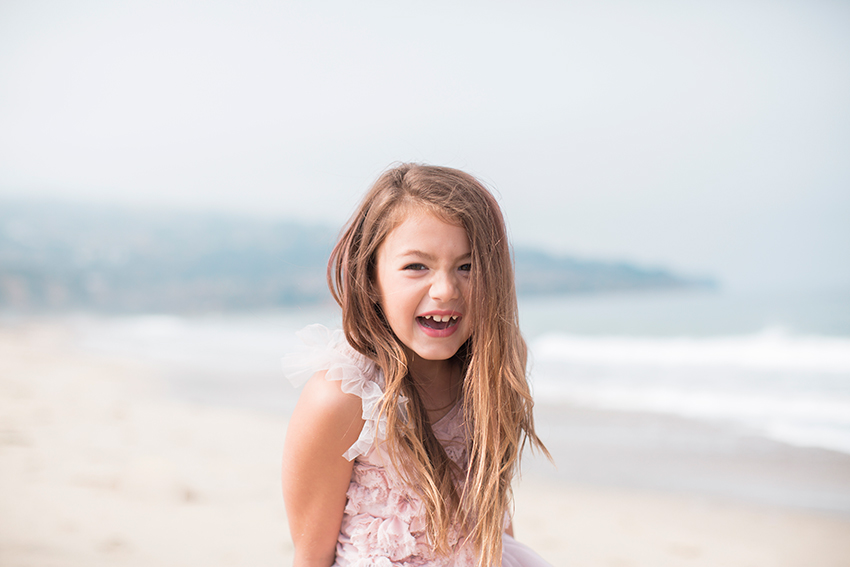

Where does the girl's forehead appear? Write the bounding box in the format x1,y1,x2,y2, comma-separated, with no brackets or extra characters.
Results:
379,208,470,254
387,203,460,232
388,207,464,236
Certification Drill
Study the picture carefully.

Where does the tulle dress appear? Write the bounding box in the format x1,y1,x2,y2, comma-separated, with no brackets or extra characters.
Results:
282,325,552,567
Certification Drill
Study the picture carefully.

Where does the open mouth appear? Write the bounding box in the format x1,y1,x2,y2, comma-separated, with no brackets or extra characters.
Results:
417,314,460,331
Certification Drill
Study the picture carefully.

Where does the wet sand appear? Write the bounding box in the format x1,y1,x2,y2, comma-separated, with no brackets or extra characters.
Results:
528,403,850,515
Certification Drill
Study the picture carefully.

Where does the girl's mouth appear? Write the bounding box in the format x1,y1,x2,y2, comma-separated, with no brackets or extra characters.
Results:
417,314,460,331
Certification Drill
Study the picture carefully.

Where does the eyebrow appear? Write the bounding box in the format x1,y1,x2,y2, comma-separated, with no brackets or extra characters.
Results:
400,250,472,262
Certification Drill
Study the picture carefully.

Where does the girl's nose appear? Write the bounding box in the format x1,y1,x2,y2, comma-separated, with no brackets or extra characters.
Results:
429,270,460,302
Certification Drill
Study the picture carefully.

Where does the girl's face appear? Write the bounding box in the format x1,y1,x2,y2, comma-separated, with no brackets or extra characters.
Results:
375,208,472,364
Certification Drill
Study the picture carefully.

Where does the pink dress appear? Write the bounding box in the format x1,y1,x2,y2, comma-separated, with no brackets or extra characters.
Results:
283,325,552,567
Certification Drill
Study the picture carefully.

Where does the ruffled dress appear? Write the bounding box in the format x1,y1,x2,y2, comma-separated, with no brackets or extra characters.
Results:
282,325,552,567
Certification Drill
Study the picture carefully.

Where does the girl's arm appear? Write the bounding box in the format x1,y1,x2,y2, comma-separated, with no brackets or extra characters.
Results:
282,370,365,567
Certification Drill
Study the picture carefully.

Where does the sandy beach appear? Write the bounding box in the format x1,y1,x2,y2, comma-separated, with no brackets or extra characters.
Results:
2,320,850,566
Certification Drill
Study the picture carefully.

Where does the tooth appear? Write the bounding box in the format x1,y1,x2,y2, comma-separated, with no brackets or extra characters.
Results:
435,315,445,322
451,316,457,320
424,315,433,320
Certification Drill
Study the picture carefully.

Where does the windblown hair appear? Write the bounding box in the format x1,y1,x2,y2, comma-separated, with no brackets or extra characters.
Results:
328,163,548,567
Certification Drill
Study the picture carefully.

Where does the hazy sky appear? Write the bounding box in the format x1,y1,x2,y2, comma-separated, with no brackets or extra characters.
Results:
1,0,848,291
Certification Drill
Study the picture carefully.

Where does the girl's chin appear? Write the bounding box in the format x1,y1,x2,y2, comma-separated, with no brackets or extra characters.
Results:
405,337,470,363
410,350,458,363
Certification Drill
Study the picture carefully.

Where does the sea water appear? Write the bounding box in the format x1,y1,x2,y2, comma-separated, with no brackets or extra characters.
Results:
521,287,850,455
73,287,850,455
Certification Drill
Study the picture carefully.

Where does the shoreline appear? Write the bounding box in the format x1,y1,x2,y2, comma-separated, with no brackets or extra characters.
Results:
2,320,850,566
528,403,850,517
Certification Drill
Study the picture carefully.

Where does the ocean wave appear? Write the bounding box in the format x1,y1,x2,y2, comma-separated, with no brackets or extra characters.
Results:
532,327,850,373
530,328,850,454
534,380,850,454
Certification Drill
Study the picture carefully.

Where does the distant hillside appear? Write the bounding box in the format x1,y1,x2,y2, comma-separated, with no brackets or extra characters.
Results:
513,248,713,296
0,200,714,312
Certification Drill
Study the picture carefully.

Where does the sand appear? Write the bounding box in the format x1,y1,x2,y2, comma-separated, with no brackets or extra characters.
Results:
2,321,850,566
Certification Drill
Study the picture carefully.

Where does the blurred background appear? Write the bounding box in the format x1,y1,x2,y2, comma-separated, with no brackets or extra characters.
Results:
1,1,849,566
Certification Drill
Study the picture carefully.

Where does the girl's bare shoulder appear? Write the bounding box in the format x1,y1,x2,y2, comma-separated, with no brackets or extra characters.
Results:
289,370,364,440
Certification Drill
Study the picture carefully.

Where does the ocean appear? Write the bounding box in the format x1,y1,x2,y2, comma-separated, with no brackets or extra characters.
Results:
522,288,850,456
70,287,850,457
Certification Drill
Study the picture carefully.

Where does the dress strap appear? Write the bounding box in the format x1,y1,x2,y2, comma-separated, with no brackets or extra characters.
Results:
282,324,393,461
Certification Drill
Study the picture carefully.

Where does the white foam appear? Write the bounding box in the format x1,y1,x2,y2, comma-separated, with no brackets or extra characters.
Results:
533,327,850,373
531,329,850,454
534,381,850,425
75,314,307,373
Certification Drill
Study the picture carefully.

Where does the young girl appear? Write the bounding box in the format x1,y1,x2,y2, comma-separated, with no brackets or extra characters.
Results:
281,164,551,567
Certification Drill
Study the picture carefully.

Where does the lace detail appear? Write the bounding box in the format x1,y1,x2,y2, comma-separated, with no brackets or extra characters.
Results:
282,324,395,460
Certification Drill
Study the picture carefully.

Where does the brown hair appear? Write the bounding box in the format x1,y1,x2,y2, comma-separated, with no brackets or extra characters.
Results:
328,163,548,567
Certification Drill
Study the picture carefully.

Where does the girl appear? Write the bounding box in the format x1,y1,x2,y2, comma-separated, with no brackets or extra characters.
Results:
282,164,551,567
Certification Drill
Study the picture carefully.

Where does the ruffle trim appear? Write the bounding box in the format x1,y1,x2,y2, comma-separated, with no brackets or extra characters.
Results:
282,324,391,461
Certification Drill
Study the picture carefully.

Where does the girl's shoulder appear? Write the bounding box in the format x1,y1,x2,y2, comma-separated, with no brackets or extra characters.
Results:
282,324,389,461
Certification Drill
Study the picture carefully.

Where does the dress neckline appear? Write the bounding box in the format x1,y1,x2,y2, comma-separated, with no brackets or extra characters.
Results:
431,398,462,430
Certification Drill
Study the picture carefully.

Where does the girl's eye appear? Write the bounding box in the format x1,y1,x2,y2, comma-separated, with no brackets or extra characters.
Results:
403,263,427,271
459,263,472,272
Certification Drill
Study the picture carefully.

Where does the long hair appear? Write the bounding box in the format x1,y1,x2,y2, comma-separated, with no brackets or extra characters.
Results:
328,163,548,567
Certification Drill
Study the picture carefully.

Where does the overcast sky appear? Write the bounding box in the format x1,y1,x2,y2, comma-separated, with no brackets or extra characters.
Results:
1,0,848,291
